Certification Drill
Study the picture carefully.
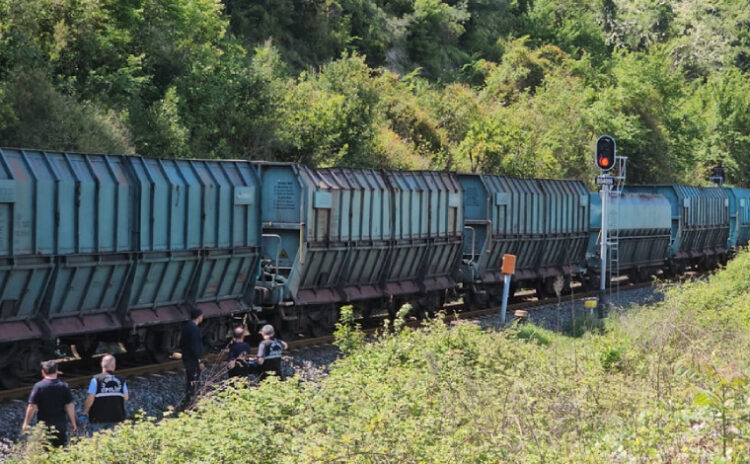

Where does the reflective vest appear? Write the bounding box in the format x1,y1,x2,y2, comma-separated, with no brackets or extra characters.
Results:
89,372,126,423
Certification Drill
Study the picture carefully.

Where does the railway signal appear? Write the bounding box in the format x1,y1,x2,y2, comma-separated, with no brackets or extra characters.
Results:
595,135,616,171
595,135,617,317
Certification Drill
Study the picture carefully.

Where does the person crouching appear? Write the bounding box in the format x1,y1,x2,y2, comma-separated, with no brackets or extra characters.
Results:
256,325,287,380
227,327,255,379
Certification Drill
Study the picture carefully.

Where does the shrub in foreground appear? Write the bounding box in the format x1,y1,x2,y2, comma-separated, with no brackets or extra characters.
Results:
12,253,750,463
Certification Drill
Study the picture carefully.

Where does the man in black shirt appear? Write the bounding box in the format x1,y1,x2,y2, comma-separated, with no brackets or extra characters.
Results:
227,327,254,378
180,308,204,407
257,324,287,380
22,360,77,447
80,354,129,434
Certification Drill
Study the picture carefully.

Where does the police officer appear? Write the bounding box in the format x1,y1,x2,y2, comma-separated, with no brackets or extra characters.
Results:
180,308,204,407
256,325,287,380
22,360,77,447
80,354,129,434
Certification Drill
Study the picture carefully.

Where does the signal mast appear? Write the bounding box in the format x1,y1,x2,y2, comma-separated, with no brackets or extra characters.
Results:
595,135,616,317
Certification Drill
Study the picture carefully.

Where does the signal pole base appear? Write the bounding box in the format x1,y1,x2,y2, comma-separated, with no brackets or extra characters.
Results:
597,291,608,319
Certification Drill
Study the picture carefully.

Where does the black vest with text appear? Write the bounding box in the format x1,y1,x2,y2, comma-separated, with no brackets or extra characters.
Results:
89,372,126,423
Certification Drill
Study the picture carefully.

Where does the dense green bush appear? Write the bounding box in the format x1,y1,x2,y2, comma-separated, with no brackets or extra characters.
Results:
13,252,750,463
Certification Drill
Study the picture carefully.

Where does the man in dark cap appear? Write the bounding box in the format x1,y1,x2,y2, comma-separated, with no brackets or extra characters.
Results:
180,308,204,407
256,324,287,380
21,360,77,447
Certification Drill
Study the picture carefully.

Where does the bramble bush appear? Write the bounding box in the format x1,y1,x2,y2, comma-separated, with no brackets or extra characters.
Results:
12,252,750,462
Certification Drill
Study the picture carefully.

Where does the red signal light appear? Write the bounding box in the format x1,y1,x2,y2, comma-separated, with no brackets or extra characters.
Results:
595,136,616,171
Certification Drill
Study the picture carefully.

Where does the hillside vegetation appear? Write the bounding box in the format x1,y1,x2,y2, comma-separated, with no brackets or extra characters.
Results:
12,252,750,463
1,0,750,185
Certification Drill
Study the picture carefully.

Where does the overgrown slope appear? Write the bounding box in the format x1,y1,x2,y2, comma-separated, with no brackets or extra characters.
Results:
13,252,750,463
2,1,750,185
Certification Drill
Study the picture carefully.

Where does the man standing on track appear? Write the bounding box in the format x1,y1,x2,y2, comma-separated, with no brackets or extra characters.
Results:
21,360,77,447
80,354,129,435
180,308,204,408
256,324,287,380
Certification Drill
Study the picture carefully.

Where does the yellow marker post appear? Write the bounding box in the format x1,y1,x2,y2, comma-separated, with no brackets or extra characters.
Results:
584,298,598,316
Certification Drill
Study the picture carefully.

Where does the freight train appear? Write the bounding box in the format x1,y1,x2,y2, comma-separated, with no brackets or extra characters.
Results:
1,148,748,388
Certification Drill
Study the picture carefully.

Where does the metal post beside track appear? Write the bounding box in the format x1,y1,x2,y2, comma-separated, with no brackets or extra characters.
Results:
598,181,609,318
500,273,511,324
499,254,516,325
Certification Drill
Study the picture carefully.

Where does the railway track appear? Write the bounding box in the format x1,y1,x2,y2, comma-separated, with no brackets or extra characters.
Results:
0,282,653,403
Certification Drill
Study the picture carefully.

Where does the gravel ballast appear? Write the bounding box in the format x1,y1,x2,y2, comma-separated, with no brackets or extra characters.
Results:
474,284,665,331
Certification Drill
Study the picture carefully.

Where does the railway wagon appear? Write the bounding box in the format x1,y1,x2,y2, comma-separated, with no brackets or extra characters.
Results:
458,174,589,306
725,187,750,250
124,156,262,360
0,149,132,386
587,193,671,282
253,163,463,337
0,149,262,385
623,185,729,272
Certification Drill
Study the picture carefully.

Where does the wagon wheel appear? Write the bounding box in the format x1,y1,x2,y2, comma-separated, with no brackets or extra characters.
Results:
669,262,686,278
122,337,143,362
487,289,504,308
201,318,229,351
508,282,518,299
145,330,175,363
634,267,654,283
1,343,42,389
463,291,478,310
415,293,441,319
272,312,297,341
535,280,548,299
0,368,21,389
74,339,99,366
306,306,336,338
583,274,599,291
